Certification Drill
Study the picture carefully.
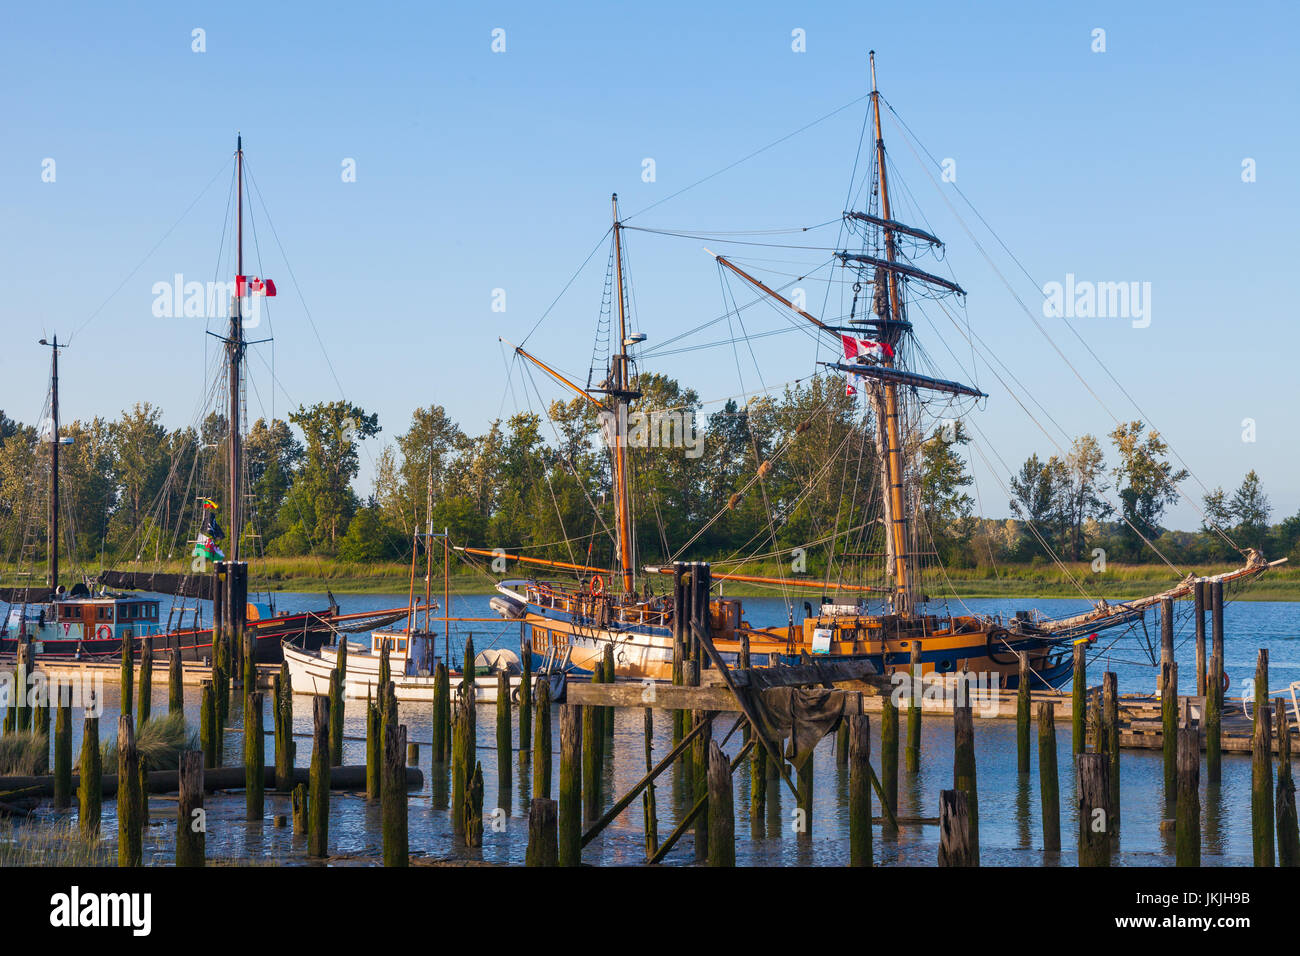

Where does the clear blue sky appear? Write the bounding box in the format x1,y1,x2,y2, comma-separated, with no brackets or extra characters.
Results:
3,0,1297,531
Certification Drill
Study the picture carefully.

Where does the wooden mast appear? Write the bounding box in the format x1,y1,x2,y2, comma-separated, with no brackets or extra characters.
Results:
44,334,61,591
227,134,245,563
869,52,914,617
610,194,635,595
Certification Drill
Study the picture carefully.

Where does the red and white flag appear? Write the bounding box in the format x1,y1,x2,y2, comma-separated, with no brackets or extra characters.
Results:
841,333,893,361
236,275,277,297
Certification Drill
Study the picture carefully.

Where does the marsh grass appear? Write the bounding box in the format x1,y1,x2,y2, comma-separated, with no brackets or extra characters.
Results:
0,731,48,776
0,818,113,866
100,713,196,771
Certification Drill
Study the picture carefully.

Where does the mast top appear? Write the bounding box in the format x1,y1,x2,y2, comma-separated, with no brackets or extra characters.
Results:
869,50,878,94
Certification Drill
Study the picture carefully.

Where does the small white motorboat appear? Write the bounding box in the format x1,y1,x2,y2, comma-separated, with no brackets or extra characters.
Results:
283,626,565,704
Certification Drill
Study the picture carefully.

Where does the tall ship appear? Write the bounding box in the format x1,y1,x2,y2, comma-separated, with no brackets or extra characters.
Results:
1,138,408,662
475,54,1281,687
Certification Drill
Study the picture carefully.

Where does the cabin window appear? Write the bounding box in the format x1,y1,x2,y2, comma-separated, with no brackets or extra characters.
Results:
98,607,109,620
397,639,407,652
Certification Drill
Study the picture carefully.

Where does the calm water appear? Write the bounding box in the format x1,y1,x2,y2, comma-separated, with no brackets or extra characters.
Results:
16,591,1300,866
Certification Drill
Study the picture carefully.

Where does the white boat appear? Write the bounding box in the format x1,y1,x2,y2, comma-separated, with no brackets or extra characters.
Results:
283,627,565,704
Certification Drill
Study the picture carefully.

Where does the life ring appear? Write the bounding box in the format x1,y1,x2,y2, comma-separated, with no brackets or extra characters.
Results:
590,574,604,596
95,624,112,642
1221,670,1230,692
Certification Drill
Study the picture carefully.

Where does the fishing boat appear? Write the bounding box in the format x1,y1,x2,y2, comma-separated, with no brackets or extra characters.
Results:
475,54,1280,688
0,139,410,664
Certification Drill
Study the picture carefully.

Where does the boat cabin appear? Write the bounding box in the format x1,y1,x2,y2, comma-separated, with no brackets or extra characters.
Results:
368,627,438,678
3,592,164,647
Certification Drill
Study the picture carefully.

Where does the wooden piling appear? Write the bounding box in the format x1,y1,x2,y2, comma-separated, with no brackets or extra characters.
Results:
906,642,922,773
432,661,449,764
1161,661,1178,796
848,713,872,867
953,701,979,862
1206,655,1222,783
137,637,153,729
13,642,29,732
496,669,511,806
558,704,581,866
52,686,72,809
707,741,734,867
938,790,974,867
526,797,558,866
643,707,658,858
78,714,101,837
519,630,532,755
117,716,143,867
1071,643,1086,755
1016,652,1031,774
1175,726,1200,867
381,690,407,866
452,694,468,837
466,761,484,847
1103,671,1119,824
328,669,344,766
1037,703,1059,852
32,699,49,773
1194,580,1207,697
582,683,600,821
120,636,133,719
176,750,205,867
291,783,308,835
1276,703,1300,868
881,690,898,825
308,695,330,858
244,691,264,820
602,644,615,748
1076,752,1111,866
275,664,294,791
695,711,713,858
1211,580,1224,674
836,716,849,769
200,681,216,768
169,647,183,715
533,677,552,799
1252,649,1274,867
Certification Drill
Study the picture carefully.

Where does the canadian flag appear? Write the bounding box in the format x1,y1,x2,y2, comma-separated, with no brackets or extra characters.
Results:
841,333,893,361
236,275,277,297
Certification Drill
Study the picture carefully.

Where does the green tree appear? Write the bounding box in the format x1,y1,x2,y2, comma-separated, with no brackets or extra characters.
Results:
1109,421,1188,554
918,420,975,563
1062,434,1111,561
288,401,380,547
1228,470,1271,551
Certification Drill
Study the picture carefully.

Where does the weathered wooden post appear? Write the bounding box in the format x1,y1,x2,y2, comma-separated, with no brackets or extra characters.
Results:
1252,649,1274,867
1194,580,1207,697
381,686,407,867
1160,596,1174,665
1071,643,1086,754
245,691,264,820
533,678,552,798
452,694,468,838
32,699,49,773
496,669,511,807
953,700,979,862
602,644,615,749
1161,661,1178,795
1016,652,1031,774
558,703,581,866
169,647,183,715
526,797,558,866
1210,580,1224,675
120,635,134,720
466,761,485,847
1103,671,1120,825
519,628,533,756
643,707,658,858
1175,726,1200,867
275,663,294,791
366,690,381,800
906,641,922,773
78,713,102,837
938,790,974,867
582,678,600,821
117,716,143,867
432,661,449,764
291,783,308,835
1037,702,1059,852
176,750,205,867
137,636,153,729
671,563,688,748
848,713,872,867
881,689,899,827
308,695,330,858
707,741,735,867
212,563,228,724
200,680,217,768
13,642,30,732
836,716,849,769
328,669,344,766
695,710,714,858
1076,752,1111,867
1276,703,1300,868
53,685,72,809
1206,655,1222,783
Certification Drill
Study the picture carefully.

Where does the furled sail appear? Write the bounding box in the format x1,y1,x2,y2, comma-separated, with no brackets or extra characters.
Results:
96,569,217,600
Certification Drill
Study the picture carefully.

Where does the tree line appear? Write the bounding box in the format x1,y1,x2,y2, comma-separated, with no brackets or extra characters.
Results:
1,378,1295,579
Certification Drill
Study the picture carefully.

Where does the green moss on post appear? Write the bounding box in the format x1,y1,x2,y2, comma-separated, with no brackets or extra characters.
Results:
1161,661,1178,797
1016,652,1031,774
245,691,264,821
881,691,899,828
953,701,979,863
137,637,153,730
466,760,485,847
533,678,552,799
695,710,713,858
1103,671,1120,827
1037,703,1060,852
461,635,475,698
308,695,331,858
558,703,581,866
168,648,183,715
519,631,533,756
78,714,101,837
1076,752,1111,867
381,690,408,866
848,713,872,867
120,636,134,720
1252,650,1275,867
328,668,344,766
275,663,294,790
291,783,308,836
582,681,600,821
907,642,922,773
33,701,49,774
706,741,735,867
496,669,511,808
1071,643,1085,755
432,661,449,764
602,644,615,747
176,750,205,867
1175,726,1200,867
643,707,658,858
117,716,143,867
200,681,216,768
1276,703,1300,868
15,643,30,732
1206,656,1222,783
366,689,381,801
53,686,72,808
526,797,558,866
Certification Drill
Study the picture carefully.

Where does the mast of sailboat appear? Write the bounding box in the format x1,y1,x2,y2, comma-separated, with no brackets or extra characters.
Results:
868,51,914,617
228,133,245,563
41,334,63,591
610,194,635,595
